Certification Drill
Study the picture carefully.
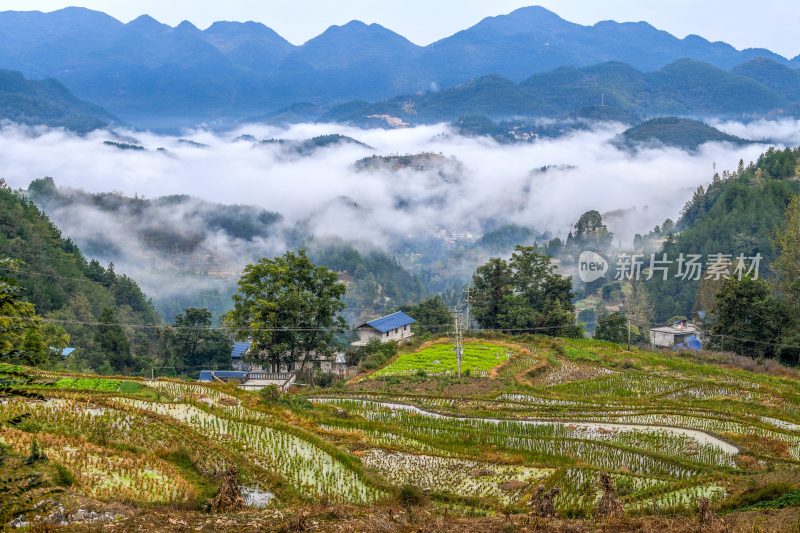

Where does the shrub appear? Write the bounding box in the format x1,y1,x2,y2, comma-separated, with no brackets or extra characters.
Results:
259,384,281,403
53,463,75,486
162,446,196,471
397,484,426,507
25,438,47,464
315,372,334,388
722,483,795,510
358,339,398,371
550,340,566,356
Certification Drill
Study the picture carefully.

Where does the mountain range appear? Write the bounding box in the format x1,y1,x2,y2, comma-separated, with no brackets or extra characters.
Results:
1,6,798,128
0,69,116,131
319,58,800,125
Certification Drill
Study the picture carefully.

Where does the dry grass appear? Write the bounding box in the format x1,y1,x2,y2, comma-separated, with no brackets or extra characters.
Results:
681,350,799,379
50,503,800,532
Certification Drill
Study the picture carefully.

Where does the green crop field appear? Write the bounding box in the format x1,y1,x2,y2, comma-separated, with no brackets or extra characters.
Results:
3,335,800,531
371,341,512,377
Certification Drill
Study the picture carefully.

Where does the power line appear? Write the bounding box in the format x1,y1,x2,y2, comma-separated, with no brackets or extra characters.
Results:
0,313,578,334
6,289,796,353
622,315,800,352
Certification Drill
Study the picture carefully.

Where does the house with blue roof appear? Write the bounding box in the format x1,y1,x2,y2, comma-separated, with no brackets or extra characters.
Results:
352,311,416,347
230,341,252,371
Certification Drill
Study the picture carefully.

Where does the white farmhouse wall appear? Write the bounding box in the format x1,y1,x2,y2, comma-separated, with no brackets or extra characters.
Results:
353,324,413,346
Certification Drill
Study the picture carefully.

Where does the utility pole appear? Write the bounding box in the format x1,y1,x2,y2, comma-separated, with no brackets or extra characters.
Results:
464,285,471,334
453,309,463,378
627,316,631,351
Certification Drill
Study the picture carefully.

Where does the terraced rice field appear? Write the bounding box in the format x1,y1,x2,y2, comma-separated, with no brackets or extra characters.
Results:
371,341,512,377
2,336,800,526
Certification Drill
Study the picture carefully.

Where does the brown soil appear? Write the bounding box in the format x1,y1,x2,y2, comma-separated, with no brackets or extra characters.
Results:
52,504,800,532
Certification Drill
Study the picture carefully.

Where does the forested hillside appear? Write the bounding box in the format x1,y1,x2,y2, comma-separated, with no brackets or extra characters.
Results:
24,179,426,325
0,69,115,131
0,179,160,371
326,58,800,125
619,117,750,151
647,147,800,322
308,241,426,323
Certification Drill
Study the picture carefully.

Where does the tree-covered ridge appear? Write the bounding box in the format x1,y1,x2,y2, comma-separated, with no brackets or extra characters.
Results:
0,69,115,132
308,241,426,323
354,153,460,173
28,177,283,250
647,147,800,322
0,181,157,321
0,180,160,369
25,179,430,324
619,117,750,151
326,58,800,126
258,134,372,157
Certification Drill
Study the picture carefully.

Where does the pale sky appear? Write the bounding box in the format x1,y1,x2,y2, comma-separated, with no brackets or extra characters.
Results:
3,0,799,58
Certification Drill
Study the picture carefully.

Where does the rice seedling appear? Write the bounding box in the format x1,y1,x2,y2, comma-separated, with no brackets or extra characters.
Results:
0,428,195,503
628,483,726,513
360,449,553,504
115,398,383,503
372,341,511,377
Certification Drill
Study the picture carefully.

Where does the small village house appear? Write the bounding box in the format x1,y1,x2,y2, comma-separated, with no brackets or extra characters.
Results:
202,311,416,389
351,311,416,347
230,341,251,371
649,320,699,348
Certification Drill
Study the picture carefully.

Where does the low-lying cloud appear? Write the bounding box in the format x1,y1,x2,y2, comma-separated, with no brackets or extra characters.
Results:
0,119,795,309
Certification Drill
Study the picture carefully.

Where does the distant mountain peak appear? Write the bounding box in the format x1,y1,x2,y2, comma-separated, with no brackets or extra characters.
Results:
206,20,275,34
317,19,404,38
506,5,566,20
0,68,116,131
175,20,200,32
303,19,418,49
0,5,796,128
127,14,168,31
341,20,369,28
476,5,572,34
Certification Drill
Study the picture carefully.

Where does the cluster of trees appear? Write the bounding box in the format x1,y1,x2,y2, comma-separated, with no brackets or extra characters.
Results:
1,259,232,374
1,180,235,374
565,210,613,251
308,241,425,321
704,194,800,362
471,246,581,337
159,308,232,372
0,259,68,366
400,296,452,338
647,148,800,324
225,250,347,373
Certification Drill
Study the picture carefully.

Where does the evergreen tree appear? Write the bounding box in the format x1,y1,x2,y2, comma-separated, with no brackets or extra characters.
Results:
710,276,787,358
0,259,68,366
595,312,628,344
94,307,134,373
471,247,580,336
165,308,232,371
471,258,512,329
772,195,800,314
401,296,452,337
569,210,613,249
